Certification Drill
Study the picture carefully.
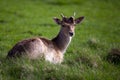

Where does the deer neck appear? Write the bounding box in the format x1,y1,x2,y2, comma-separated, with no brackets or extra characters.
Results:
52,29,72,53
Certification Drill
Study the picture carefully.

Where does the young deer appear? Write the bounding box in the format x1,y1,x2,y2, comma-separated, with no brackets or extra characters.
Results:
7,14,84,64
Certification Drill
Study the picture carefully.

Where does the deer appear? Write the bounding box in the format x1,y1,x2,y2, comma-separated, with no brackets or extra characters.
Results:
7,14,84,64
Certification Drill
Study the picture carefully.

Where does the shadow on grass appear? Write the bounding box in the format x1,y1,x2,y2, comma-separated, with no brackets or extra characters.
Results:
0,20,8,24
22,30,43,36
42,0,84,6
106,48,120,65
38,23,56,27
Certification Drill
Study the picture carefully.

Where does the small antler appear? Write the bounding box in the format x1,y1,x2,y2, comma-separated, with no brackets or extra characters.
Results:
61,13,65,18
73,12,76,17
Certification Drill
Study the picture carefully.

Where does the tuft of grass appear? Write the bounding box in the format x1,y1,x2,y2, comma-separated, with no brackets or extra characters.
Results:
87,37,100,49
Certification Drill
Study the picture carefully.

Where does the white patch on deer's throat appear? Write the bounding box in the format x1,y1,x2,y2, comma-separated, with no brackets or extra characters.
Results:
62,37,72,54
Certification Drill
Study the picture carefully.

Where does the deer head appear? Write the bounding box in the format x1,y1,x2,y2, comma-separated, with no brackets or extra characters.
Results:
54,13,84,37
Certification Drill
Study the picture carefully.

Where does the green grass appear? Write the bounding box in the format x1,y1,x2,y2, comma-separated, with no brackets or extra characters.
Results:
0,0,120,80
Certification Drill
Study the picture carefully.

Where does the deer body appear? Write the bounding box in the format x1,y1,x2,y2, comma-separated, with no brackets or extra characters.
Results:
7,14,84,64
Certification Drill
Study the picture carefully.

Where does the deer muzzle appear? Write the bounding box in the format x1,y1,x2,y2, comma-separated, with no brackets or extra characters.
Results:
69,31,74,37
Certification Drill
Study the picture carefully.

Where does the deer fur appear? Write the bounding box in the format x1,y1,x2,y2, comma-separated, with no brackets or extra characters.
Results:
7,14,84,64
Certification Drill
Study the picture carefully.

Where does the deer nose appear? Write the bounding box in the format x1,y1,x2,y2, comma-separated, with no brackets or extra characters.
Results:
69,32,74,36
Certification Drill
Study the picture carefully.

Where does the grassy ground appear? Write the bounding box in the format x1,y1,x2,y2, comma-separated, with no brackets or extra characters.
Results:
0,0,120,80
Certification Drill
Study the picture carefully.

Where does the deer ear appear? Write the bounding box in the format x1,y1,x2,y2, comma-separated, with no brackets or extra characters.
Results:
53,17,61,25
75,16,84,24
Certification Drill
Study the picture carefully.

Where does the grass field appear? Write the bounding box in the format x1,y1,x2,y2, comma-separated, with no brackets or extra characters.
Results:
0,0,120,80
